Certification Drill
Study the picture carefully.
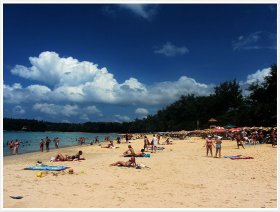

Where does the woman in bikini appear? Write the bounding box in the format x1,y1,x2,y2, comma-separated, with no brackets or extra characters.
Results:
203,136,215,157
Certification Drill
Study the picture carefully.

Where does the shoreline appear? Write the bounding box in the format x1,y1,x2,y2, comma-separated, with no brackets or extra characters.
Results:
3,135,277,208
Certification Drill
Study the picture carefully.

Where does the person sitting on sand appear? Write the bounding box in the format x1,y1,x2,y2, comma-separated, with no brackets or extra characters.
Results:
164,138,173,145
203,136,215,157
123,145,136,156
110,157,136,167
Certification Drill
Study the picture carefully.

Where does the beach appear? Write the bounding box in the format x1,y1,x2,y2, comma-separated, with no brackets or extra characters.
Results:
3,135,277,208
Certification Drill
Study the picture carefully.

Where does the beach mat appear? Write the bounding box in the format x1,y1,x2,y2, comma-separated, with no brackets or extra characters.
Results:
24,165,68,171
124,154,150,158
224,155,254,160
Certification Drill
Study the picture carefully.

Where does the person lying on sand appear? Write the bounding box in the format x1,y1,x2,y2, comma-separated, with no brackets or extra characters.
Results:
124,149,146,157
123,145,136,156
110,157,136,167
53,150,85,161
101,140,114,148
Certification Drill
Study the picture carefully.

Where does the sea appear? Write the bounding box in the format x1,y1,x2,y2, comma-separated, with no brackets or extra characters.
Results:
3,131,120,156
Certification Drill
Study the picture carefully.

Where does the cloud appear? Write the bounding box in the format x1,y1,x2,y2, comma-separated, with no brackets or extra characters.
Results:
85,106,103,116
114,114,131,122
232,31,276,50
6,51,212,107
154,42,189,57
240,67,272,96
135,108,149,116
119,4,158,20
245,67,271,85
13,105,25,115
33,103,79,117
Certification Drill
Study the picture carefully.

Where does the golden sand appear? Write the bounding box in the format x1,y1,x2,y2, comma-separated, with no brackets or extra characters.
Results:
3,135,277,208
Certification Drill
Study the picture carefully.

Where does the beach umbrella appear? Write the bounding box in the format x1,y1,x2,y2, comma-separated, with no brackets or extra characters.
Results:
208,118,218,122
211,126,225,133
228,128,241,132
224,124,237,129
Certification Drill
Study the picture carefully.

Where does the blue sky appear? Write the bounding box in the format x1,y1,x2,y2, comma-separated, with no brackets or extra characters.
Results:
3,4,277,123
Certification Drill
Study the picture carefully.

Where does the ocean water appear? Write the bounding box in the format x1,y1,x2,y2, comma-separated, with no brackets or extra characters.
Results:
3,131,120,156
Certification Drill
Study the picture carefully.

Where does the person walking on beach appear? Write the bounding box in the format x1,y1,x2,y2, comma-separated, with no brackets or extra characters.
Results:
203,136,215,157
45,136,51,152
151,134,158,153
214,138,222,158
54,137,60,149
40,139,44,152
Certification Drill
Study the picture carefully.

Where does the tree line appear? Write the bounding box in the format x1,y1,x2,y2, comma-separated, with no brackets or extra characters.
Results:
4,64,277,133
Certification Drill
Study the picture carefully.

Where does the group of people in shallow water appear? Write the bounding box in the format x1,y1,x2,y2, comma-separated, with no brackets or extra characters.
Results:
7,139,20,155
40,137,60,152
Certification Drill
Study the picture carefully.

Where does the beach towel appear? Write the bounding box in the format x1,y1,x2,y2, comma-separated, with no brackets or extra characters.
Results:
149,147,165,150
24,165,68,171
224,155,254,160
124,154,150,158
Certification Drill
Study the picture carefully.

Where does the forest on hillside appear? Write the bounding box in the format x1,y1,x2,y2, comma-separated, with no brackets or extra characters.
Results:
4,64,277,133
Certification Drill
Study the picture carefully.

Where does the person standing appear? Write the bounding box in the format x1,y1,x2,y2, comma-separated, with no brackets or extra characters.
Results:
214,138,222,158
45,136,51,152
8,140,14,155
125,133,129,144
143,135,149,152
54,137,60,149
151,134,158,153
13,139,20,155
203,136,215,157
40,139,44,152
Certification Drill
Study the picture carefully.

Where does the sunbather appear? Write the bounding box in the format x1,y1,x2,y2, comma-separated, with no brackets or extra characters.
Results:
123,145,136,156
110,157,136,167
53,150,85,161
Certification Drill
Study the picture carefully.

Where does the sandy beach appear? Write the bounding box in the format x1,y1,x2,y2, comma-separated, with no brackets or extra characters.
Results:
3,135,277,208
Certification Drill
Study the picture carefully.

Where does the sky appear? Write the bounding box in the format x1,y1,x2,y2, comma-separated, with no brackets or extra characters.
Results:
3,3,277,123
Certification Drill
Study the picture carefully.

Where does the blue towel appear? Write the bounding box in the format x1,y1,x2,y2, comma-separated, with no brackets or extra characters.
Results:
24,165,68,171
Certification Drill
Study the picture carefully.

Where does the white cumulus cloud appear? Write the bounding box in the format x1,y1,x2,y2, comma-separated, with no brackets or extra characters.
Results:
6,51,212,106
245,67,271,85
